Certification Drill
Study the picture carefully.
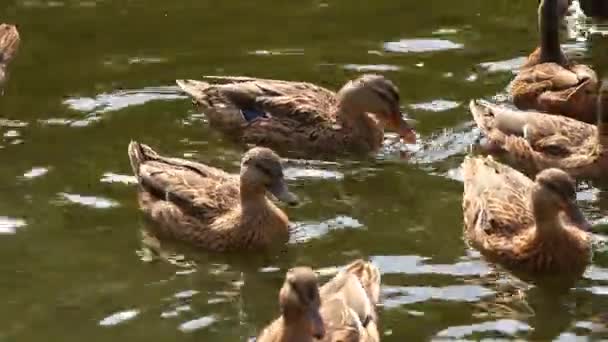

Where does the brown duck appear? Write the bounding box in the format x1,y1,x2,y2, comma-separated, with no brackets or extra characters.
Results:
176,74,416,158
462,155,592,276
469,81,608,178
127,141,298,252
0,24,20,89
510,0,598,123
257,259,381,342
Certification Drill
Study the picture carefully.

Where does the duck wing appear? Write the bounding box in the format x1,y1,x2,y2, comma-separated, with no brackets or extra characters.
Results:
462,156,535,240
319,260,380,342
127,141,239,221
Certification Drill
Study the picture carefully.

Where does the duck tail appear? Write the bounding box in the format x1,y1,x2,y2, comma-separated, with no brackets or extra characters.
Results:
127,141,158,177
344,259,381,306
176,79,212,101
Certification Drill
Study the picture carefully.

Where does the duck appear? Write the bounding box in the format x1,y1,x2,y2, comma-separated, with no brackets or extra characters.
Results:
176,74,416,159
0,23,20,89
469,80,608,178
127,141,298,252
462,155,592,276
510,0,598,123
257,259,380,342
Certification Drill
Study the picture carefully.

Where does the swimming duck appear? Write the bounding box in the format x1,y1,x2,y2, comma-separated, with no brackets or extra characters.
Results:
0,24,20,89
462,156,592,276
257,259,380,342
176,74,416,158
469,80,608,178
127,141,298,252
511,0,598,123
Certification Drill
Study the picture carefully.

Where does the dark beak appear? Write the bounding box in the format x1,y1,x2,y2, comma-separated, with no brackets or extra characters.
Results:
564,200,593,231
308,308,325,340
388,112,417,144
268,178,299,206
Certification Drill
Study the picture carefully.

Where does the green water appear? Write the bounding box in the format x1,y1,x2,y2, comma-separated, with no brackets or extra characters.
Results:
1,0,608,340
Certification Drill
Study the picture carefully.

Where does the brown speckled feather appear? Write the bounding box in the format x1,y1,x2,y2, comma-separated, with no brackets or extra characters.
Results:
176,77,387,157
462,156,591,275
469,100,605,178
127,142,290,252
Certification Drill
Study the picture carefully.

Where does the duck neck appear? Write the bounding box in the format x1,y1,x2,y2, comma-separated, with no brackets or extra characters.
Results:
531,187,563,239
280,312,314,342
239,181,270,216
539,0,565,64
336,105,383,147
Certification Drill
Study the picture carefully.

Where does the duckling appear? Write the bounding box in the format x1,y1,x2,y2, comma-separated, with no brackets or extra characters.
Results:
0,24,20,90
462,156,592,276
258,260,380,342
127,141,298,252
176,74,416,159
511,0,598,123
469,80,608,178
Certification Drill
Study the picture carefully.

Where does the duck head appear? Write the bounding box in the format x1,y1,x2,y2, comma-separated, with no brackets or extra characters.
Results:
279,267,325,340
337,74,417,144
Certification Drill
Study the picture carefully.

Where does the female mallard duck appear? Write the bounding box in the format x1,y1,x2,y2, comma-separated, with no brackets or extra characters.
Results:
510,0,598,123
257,259,380,342
0,24,20,89
462,156,592,276
176,74,416,158
127,141,298,252
469,81,608,178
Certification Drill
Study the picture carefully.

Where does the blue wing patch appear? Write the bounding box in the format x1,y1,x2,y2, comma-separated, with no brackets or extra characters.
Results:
241,108,267,122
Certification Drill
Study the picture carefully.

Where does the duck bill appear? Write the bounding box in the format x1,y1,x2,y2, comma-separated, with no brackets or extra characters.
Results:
389,113,417,144
307,308,325,340
564,201,592,231
268,178,299,206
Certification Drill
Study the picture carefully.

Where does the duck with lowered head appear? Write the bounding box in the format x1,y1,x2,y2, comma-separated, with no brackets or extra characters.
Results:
127,141,298,252
176,74,416,159
469,80,608,178
511,0,598,123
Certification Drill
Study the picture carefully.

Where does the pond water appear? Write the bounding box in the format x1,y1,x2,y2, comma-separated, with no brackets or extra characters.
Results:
1,0,608,341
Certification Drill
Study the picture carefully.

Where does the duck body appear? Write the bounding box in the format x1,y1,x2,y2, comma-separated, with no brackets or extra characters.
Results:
510,0,598,123
176,74,415,159
127,142,297,252
462,156,591,276
258,260,380,342
469,98,608,178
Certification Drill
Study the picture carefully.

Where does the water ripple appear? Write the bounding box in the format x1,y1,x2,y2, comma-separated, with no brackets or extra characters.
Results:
383,285,494,308
0,217,26,234
435,319,531,339
384,39,463,53
372,255,491,277
63,86,186,114
178,315,217,333
99,309,139,327
59,193,120,209
290,216,364,244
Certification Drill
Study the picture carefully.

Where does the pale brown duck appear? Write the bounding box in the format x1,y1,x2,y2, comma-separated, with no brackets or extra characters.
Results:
462,156,592,276
511,0,598,123
127,141,298,252
257,260,381,342
176,74,416,159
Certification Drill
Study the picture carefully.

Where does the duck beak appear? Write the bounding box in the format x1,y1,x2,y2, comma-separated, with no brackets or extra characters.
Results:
308,308,325,340
389,112,417,144
268,178,299,206
564,200,593,231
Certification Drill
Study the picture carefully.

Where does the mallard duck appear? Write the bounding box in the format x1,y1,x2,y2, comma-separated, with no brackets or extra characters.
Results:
127,141,298,252
0,24,20,89
176,74,416,158
257,259,380,342
462,155,592,276
510,0,598,123
469,80,608,178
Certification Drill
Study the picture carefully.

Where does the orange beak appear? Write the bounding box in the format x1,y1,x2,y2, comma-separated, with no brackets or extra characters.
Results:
389,113,417,144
